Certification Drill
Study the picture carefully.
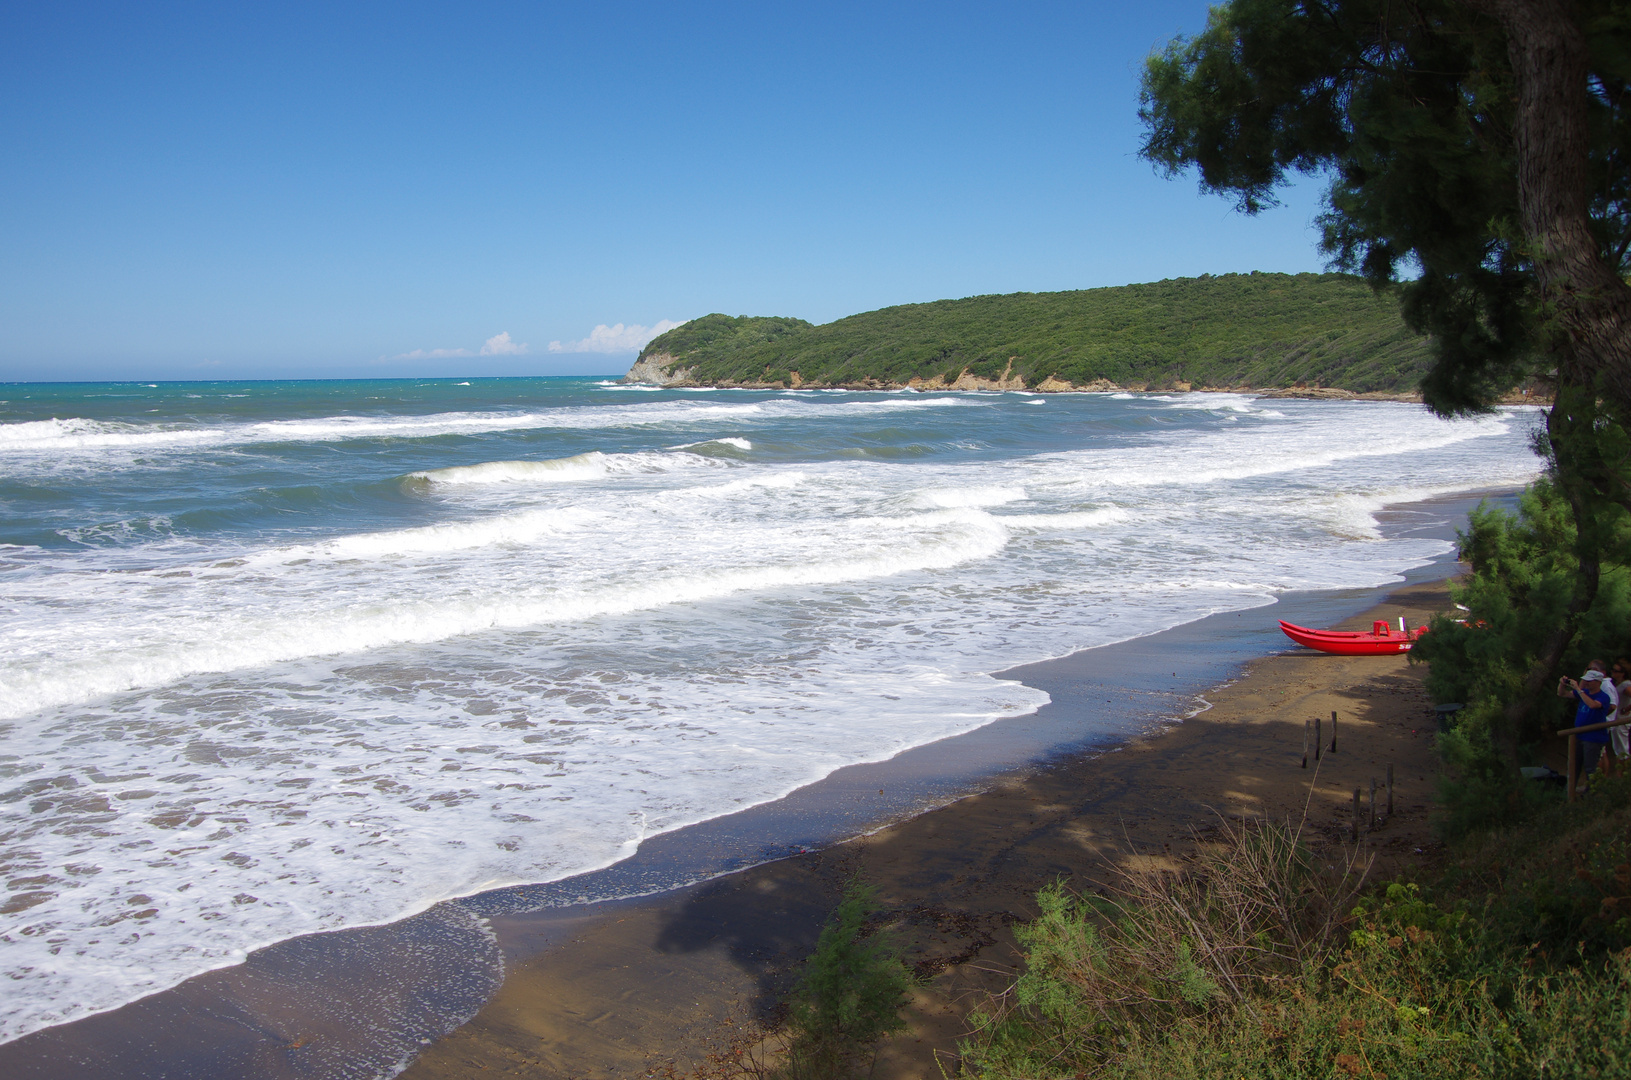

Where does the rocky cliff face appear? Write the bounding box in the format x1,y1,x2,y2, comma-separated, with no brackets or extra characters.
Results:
621,354,1131,392
620,354,696,386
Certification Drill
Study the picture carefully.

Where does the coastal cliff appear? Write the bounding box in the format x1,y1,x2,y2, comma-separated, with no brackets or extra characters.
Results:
623,272,1441,394
622,353,696,386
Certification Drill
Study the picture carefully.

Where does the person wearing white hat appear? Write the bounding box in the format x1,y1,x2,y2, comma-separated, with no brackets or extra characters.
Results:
1559,667,1614,791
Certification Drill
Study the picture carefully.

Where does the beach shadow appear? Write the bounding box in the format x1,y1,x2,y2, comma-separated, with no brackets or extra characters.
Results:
651,866,841,1020
1328,670,1433,706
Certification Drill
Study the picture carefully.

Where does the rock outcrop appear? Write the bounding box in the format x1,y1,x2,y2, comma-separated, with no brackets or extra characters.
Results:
620,354,696,386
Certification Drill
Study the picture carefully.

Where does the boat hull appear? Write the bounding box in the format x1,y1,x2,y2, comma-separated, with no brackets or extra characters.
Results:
1278,620,1426,655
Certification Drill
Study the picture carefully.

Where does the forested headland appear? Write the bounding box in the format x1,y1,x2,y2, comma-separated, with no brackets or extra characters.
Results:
624,272,1437,394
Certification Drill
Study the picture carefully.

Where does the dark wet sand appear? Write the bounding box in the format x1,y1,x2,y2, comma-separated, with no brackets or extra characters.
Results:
403,577,1456,1080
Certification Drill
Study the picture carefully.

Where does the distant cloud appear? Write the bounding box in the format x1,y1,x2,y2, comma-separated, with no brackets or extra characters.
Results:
386,331,528,362
480,331,528,356
390,347,473,360
548,319,685,354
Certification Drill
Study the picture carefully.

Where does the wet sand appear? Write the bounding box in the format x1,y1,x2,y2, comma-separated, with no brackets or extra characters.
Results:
403,577,1454,1080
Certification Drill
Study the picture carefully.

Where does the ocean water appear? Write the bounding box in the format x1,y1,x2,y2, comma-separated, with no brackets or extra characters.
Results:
0,378,1541,1043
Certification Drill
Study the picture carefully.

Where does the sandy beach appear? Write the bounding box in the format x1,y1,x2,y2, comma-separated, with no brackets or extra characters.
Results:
402,576,1456,1080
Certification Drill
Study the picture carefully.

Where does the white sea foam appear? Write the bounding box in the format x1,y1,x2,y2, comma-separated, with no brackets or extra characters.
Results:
1080,410,1515,489
0,396,973,465
0,417,224,451
1155,391,1272,414
295,506,606,559
907,485,1028,509
0,507,1012,721
407,453,615,487
995,507,1131,530
0,393,1545,1044
679,472,807,498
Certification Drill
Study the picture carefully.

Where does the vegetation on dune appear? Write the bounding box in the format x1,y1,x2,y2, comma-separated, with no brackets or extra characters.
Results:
958,786,1631,1079
636,273,1435,392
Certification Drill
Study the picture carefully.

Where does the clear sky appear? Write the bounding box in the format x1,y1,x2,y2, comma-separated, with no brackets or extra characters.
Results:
0,1,1333,382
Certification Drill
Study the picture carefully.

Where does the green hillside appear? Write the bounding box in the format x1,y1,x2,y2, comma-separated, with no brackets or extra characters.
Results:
631,273,1433,393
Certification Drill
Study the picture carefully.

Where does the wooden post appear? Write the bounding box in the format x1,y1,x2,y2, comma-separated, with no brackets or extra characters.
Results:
1302,719,1309,768
1386,763,1394,816
1351,788,1362,841
1315,715,1322,762
1330,710,1338,753
1370,778,1378,829
1568,732,1578,803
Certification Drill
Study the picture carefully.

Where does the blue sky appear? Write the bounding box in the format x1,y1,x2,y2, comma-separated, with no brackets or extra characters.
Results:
0,2,1333,382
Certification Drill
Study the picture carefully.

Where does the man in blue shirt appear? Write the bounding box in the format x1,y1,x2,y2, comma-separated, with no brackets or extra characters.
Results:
1559,667,1614,791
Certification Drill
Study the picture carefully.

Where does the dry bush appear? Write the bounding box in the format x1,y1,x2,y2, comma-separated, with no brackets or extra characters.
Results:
1103,813,1371,1005
961,813,1371,1074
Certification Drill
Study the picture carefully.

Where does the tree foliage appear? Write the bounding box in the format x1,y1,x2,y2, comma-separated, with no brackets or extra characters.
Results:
1139,0,1631,770
1412,481,1631,827
1140,0,1631,416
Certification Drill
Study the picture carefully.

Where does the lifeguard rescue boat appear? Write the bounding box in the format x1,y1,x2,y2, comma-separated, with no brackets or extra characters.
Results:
1278,618,1427,656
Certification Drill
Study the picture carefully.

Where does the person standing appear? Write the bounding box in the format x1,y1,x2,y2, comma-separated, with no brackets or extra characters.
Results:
1593,658,1619,777
1611,659,1631,777
1559,667,1614,792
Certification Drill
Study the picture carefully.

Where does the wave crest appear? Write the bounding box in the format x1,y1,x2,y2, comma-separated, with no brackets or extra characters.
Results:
405,453,613,488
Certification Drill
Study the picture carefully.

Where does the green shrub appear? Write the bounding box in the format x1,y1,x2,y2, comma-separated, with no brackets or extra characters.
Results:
1412,481,1631,839
1092,883,1631,1080
959,797,1631,1080
772,877,913,1079
960,816,1369,1077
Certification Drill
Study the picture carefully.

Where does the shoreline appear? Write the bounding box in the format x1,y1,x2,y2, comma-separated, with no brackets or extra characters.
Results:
0,490,1510,1079
623,365,1435,399
401,493,1500,1079
403,574,1459,1080
620,366,1547,406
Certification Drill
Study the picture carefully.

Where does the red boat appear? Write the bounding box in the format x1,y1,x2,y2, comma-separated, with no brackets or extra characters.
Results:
1279,618,1428,655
